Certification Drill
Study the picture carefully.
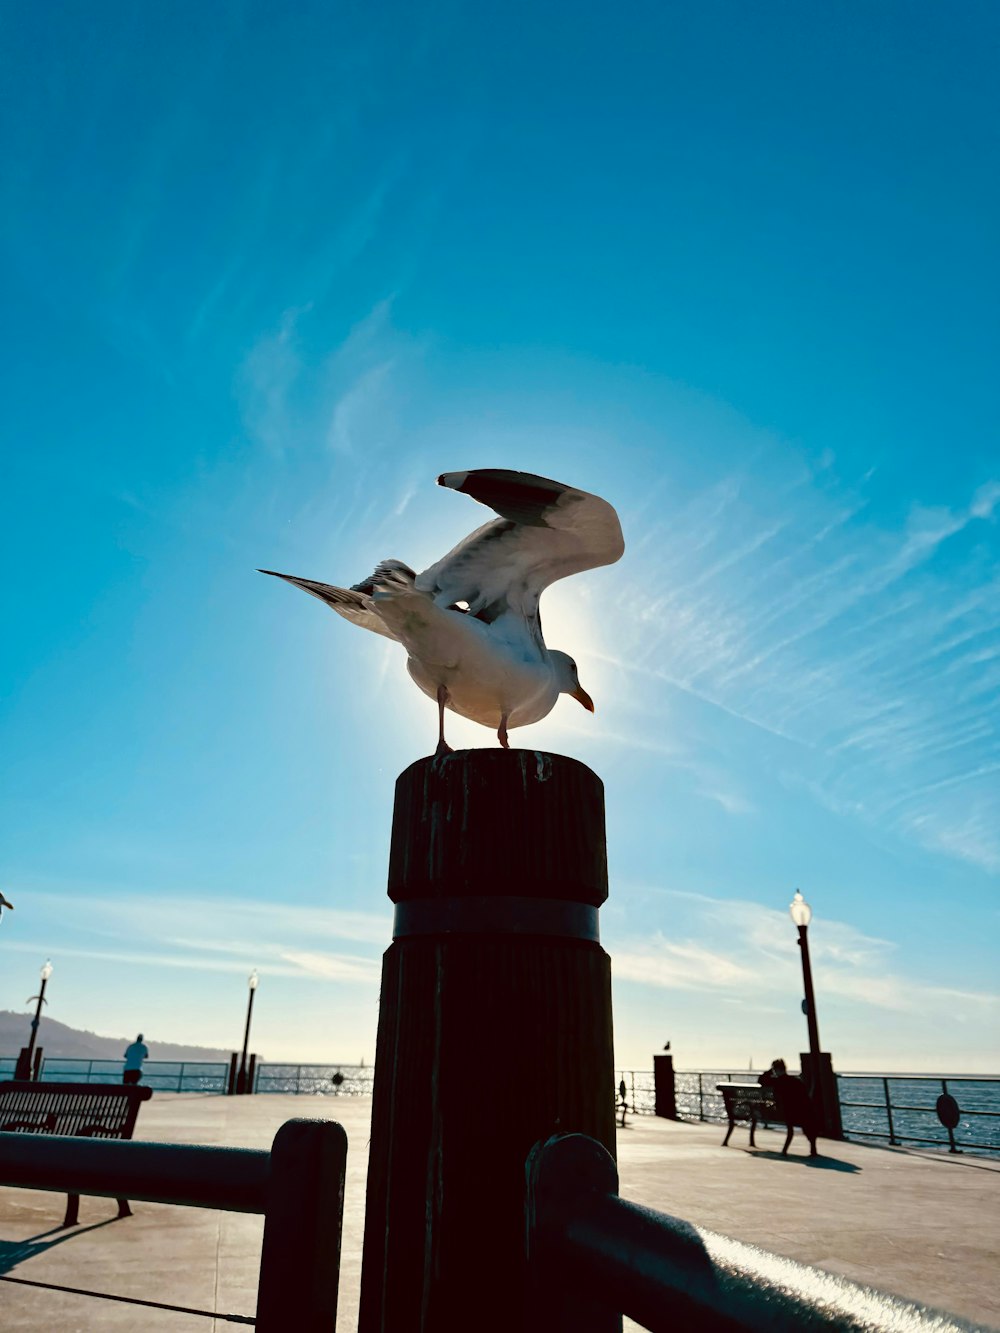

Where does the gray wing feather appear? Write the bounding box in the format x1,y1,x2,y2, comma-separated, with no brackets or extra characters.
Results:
418,469,624,619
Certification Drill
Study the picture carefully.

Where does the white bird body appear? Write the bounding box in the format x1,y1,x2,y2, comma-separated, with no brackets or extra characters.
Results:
261,469,624,752
388,599,560,730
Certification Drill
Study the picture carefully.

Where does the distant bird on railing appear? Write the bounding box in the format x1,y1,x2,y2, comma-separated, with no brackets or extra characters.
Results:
261,469,625,756
0,891,13,924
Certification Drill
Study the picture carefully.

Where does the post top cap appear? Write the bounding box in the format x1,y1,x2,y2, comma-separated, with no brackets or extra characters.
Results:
388,749,608,907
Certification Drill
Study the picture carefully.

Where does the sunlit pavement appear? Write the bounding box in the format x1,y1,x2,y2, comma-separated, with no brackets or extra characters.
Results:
1,1094,997,1330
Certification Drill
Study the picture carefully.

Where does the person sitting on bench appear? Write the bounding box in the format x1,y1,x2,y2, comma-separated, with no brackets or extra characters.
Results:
759,1059,818,1157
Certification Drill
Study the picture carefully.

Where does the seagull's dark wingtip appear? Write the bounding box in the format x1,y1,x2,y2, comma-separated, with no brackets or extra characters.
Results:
437,471,468,492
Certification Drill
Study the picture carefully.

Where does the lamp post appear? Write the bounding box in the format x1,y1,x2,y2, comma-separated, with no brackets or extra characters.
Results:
235,969,259,1095
790,891,821,1062
16,959,53,1080
789,891,842,1138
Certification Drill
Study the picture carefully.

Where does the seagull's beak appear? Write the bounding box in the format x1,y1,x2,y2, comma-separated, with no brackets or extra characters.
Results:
571,685,595,713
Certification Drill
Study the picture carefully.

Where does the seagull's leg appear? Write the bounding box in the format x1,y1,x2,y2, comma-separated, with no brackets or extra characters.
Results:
498,713,510,749
434,685,454,758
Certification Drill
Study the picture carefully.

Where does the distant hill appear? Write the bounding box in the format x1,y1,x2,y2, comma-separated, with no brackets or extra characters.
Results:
0,1010,232,1062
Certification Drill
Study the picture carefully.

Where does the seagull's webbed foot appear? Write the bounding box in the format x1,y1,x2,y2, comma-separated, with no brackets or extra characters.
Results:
498,714,510,749
435,685,454,758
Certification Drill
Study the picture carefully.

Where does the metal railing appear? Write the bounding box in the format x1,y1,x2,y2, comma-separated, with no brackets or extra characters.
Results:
612,1068,1000,1155
0,1117,346,1329
252,1063,372,1096
0,1057,231,1093
836,1075,1000,1153
526,1132,987,1331
6,1058,996,1154
614,1069,764,1121
0,1057,373,1097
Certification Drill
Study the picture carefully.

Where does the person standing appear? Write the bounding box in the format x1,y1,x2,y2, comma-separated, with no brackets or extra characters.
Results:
122,1033,149,1085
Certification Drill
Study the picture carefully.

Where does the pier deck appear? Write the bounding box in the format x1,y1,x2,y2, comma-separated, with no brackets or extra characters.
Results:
0,1094,996,1330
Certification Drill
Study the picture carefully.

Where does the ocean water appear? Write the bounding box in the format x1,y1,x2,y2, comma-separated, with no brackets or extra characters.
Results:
3,1056,996,1156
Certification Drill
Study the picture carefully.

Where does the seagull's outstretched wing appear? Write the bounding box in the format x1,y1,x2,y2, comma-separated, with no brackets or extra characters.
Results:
258,569,400,640
417,469,624,623
0,892,13,911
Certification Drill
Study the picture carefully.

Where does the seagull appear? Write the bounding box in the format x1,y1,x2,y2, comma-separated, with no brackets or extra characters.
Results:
260,468,625,755
0,891,13,923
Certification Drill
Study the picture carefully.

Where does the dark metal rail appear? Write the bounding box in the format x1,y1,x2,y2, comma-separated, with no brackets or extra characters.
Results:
0,1133,271,1211
526,1133,988,1332
0,1117,346,1330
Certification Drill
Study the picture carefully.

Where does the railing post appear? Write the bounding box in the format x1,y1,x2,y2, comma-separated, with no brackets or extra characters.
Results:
256,1119,347,1332
359,751,615,1333
247,1053,257,1094
526,1134,622,1332
883,1077,898,1145
653,1054,677,1119
227,1052,238,1095
698,1073,704,1120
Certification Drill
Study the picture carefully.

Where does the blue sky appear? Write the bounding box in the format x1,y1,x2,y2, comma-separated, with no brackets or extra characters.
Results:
1,2,997,1071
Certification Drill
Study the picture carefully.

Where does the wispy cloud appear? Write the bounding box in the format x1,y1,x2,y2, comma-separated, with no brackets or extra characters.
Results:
608,889,999,1016
237,305,312,458
14,891,390,986
236,295,424,494
600,457,1000,870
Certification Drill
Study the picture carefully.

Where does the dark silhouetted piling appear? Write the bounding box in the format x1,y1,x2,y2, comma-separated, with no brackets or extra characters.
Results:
359,750,615,1333
654,1053,677,1119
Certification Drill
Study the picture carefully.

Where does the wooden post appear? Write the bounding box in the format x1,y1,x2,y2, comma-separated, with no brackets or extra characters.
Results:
653,1053,677,1119
359,750,615,1333
800,1051,843,1140
257,1119,347,1332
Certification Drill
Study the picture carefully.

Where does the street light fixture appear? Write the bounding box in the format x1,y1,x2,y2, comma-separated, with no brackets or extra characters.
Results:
789,890,811,928
16,959,53,1080
235,969,259,1095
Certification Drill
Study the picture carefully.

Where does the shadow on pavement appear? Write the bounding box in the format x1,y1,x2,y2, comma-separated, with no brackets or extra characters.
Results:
0,1216,121,1275
748,1150,861,1173
884,1147,1000,1173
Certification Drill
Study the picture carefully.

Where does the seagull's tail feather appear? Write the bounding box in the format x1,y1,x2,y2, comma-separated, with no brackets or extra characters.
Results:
258,569,400,641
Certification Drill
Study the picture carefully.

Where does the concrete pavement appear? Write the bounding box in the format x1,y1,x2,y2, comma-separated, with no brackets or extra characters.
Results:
0,1094,997,1330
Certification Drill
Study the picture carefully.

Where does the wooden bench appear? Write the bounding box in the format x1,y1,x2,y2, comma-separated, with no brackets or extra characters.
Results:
0,1080,152,1226
716,1082,779,1147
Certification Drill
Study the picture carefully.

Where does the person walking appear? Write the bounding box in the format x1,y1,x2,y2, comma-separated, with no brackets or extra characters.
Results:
122,1033,149,1085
